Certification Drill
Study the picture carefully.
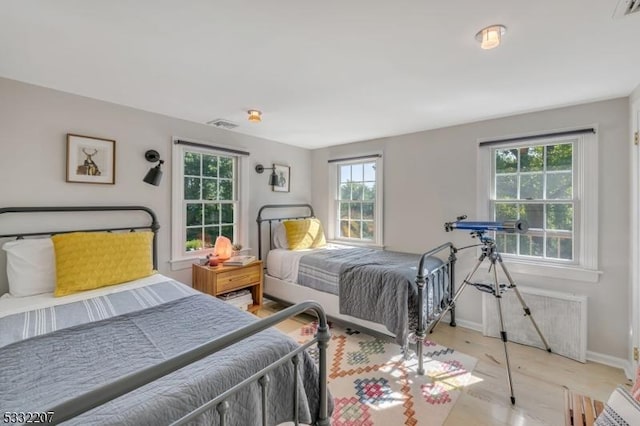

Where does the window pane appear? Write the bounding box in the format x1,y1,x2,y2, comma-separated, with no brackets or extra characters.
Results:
519,234,543,257
184,152,201,176
339,184,350,200
546,236,572,260
362,203,374,220
362,222,374,239
202,178,217,200
204,204,219,225
495,203,518,222
350,203,362,220
204,226,219,248
186,204,203,226
352,164,363,182
340,220,349,238
221,225,234,241
496,233,517,254
219,157,233,179
184,177,201,200
546,143,572,171
340,165,351,183
546,172,572,200
363,182,375,201
496,175,517,200
203,155,218,177
351,183,363,201
221,204,234,224
363,162,375,181
350,221,362,239
520,174,543,200
560,237,573,260
547,203,573,231
340,202,349,219
219,179,233,200
520,204,544,229
495,149,518,173
186,228,203,252
520,146,544,172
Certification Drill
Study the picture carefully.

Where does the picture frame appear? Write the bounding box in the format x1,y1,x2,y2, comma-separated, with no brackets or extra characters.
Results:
66,134,116,184
272,164,290,193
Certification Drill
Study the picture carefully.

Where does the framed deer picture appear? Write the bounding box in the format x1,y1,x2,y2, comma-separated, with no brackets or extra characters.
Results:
66,134,116,184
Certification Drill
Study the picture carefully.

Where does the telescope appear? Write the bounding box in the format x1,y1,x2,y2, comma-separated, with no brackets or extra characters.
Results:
444,215,528,234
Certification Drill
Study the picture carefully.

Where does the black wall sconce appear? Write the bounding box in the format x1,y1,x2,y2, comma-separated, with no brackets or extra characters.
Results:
143,150,164,186
255,164,279,186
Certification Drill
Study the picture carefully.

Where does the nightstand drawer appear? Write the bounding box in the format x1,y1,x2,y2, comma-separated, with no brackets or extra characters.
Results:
217,266,261,293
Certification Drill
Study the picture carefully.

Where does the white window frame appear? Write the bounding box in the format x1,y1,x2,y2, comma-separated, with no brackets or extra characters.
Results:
478,129,600,282
328,155,384,247
170,138,249,271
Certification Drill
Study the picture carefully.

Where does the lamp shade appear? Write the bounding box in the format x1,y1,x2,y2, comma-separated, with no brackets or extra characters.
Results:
143,164,163,186
268,170,279,186
214,236,233,260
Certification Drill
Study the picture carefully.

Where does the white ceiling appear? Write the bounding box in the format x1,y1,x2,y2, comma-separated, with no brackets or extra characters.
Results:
1,1,639,149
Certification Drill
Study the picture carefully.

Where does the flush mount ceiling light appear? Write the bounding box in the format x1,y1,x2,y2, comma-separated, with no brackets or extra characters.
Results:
475,24,507,50
247,109,262,123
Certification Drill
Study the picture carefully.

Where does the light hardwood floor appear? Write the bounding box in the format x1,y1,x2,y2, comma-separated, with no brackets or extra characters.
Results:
259,301,628,426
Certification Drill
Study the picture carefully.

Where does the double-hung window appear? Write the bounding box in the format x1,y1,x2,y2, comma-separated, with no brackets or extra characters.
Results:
480,130,599,281
183,150,237,251
330,155,383,246
171,140,248,268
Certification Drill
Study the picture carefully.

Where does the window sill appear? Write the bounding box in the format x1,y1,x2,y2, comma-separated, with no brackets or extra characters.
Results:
500,258,602,283
169,256,206,271
328,239,384,250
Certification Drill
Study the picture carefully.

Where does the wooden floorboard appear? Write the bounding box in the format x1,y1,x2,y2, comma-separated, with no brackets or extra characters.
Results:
259,301,628,425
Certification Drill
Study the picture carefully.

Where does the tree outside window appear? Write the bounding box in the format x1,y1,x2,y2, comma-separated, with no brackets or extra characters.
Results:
183,151,236,252
493,142,574,261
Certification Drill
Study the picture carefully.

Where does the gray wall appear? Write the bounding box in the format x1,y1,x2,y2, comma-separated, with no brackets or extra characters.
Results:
0,77,311,288
632,84,640,104
311,98,630,360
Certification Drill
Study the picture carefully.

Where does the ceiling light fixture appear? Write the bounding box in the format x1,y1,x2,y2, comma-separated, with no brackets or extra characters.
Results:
475,25,506,50
247,109,262,123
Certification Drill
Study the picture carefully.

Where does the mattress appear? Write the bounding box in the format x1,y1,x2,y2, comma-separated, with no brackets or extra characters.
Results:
0,273,171,319
266,243,353,283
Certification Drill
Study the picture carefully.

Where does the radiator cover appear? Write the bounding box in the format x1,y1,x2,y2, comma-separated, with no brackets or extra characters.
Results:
482,286,587,362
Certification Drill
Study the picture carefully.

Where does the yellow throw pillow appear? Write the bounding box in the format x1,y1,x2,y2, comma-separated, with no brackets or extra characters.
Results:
282,218,327,250
52,231,154,297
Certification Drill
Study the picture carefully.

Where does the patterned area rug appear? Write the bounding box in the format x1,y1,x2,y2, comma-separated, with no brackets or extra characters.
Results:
290,323,477,426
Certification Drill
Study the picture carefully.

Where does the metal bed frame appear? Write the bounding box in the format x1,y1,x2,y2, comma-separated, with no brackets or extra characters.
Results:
0,206,330,426
256,203,458,375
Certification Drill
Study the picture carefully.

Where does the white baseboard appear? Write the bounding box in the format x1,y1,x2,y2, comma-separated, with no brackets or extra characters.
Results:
586,351,633,380
441,313,483,333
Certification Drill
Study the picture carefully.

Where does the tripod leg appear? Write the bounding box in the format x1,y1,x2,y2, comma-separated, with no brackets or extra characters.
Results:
417,254,485,375
497,255,552,353
491,258,516,405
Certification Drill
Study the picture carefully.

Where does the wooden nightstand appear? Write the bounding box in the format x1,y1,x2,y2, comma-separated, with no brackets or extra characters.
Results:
192,260,263,314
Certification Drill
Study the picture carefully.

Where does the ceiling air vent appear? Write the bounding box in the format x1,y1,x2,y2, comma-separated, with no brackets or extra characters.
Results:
613,0,640,18
206,119,239,130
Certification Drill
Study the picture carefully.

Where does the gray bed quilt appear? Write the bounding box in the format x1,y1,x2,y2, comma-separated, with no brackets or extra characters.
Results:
0,293,325,425
298,248,445,346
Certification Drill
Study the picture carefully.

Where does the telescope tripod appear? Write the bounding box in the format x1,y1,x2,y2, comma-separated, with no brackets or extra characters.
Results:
430,233,551,405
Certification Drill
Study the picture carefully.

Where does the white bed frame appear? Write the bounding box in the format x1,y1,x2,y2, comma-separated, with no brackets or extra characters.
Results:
264,274,393,337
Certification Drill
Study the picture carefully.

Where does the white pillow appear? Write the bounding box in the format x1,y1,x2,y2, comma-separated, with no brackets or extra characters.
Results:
2,239,56,297
273,223,289,249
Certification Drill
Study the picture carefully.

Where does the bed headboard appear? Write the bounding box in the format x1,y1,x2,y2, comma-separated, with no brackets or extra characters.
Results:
0,206,159,295
256,204,315,260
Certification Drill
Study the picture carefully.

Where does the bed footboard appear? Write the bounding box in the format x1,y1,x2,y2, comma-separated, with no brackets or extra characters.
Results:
48,301,331,426
415,242,457,375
